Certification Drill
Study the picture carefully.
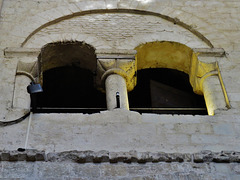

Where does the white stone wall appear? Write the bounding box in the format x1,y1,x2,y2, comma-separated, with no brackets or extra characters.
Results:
1,110,240,153
24,12,208,49
0,1,240,177
1,161,240,179
0,0,239,50
0,0,239,115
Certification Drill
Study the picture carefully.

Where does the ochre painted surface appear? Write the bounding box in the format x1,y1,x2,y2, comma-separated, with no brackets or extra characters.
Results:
135,41,217,95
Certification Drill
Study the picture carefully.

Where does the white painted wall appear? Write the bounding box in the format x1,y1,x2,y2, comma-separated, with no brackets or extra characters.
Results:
0,0,239,154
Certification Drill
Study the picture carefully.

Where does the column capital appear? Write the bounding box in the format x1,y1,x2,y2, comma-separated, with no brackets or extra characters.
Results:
96,49,137,92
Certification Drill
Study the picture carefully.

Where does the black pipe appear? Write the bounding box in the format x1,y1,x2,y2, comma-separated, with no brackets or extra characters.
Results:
0,112,30,126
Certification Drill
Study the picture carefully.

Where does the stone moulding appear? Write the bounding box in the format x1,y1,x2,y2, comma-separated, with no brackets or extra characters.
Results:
1,150,240,164
4,47,41,58
20,9,214,48
3,47,225,58
193,48,225,57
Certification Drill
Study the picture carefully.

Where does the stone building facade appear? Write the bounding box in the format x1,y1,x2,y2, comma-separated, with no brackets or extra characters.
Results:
0,0,240,179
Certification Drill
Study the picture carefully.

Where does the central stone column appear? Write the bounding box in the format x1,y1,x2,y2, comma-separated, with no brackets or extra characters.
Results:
96,49,137,111
105,74,129,110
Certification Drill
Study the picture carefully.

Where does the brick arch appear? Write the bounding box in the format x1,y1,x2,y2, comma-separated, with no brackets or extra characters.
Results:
25,33,112,50
20,8,214,48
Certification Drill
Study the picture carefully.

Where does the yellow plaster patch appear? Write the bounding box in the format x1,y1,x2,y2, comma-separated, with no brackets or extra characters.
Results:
135,41,217,95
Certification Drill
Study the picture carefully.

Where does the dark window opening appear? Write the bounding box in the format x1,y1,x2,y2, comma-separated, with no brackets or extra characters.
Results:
36,66,106,113
128,68,207,115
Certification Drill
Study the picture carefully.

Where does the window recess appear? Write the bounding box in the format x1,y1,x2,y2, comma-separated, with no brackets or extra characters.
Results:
35,66,106,113
128,68,207,115
35,41,106,113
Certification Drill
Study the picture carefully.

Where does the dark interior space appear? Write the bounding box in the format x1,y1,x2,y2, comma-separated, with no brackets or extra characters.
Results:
36,66,106,113
128,68,207,115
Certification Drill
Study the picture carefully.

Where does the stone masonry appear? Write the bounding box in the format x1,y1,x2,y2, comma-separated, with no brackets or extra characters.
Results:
0,0,240,179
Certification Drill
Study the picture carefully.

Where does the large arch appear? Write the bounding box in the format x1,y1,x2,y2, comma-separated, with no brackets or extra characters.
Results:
135,41,216,95
36,41,106,112
38,41,97,84
20,9,213,49
134,41,228,115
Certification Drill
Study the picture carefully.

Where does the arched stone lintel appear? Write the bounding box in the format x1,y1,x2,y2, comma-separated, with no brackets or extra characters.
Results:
38,41,97,85
20,9,214,48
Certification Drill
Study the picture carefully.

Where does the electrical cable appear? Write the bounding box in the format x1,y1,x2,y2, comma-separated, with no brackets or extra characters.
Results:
24,112,33,149
0,112,30,127
0,82,42,127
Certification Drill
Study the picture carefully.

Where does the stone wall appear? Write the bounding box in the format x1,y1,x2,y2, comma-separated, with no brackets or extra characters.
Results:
23,11,209,49
0,0,240,178
1,161,240,180
1,109,240,153
1,150,240,179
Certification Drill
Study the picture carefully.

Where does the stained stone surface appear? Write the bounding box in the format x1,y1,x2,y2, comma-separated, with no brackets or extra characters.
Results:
1,161,240,180
0,0,240,179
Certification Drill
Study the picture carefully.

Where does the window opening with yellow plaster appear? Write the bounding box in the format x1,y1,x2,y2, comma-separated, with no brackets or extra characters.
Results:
132,41,230,115
128,68,207,115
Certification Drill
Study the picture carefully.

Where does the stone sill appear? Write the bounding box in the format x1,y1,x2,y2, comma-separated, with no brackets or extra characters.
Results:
1,150,240,163
3,47,225,58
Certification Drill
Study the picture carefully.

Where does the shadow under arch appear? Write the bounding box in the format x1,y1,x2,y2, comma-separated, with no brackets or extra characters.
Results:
21,9,213,48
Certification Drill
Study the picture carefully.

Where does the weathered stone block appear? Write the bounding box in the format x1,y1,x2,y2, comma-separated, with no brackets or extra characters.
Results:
193,151,213,163
26,150,37,161
84,151,94,163
213,152,230,163
137,152,151,163
117,152,132,163
35,151,46,161
109,152,118,163
17,151,27,161
93,150,109,163
9,150,19,161
229,152,240,163
1,150,10,161
76,151,87,163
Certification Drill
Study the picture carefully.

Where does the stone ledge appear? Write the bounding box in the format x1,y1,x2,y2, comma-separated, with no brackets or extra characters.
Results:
0,149,46,162
96,49,137,59
4,47,40,57
4,47,224,58
1,150,240,163
193,48,225,57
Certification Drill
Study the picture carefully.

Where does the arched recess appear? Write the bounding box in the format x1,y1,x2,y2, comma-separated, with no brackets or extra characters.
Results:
38,41,97,84
36,41,106,112
21,9,212,49
134,41,229,115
